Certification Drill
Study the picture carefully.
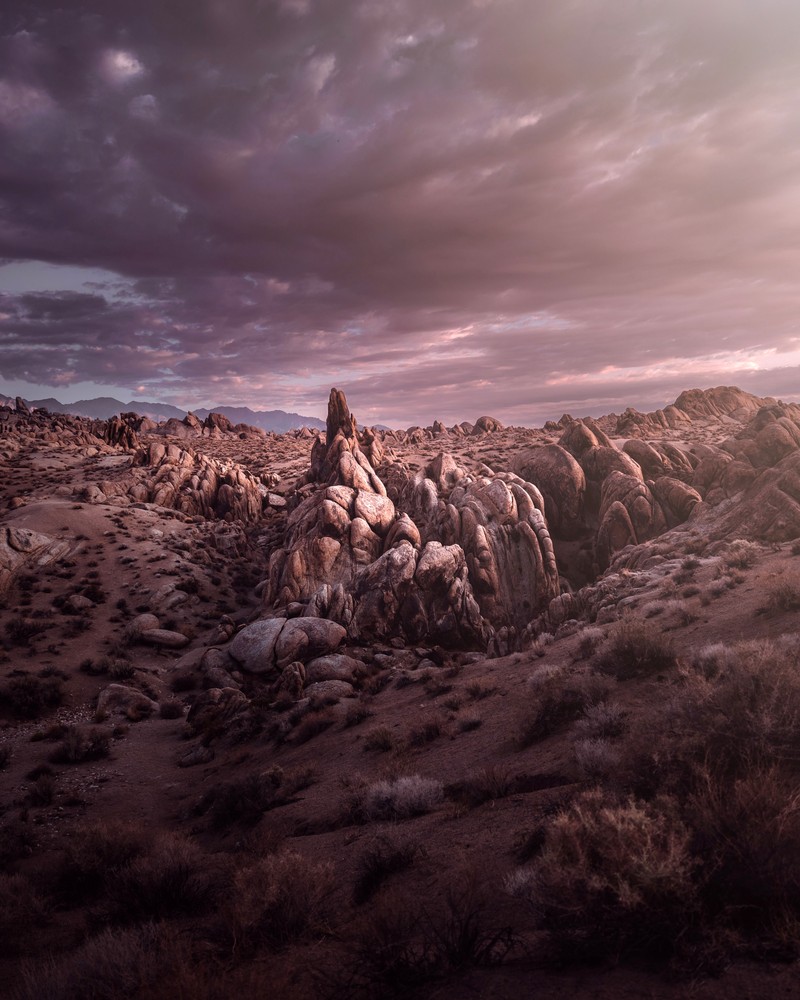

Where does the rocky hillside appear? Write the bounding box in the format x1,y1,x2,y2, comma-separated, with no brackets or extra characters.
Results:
2,384,800,999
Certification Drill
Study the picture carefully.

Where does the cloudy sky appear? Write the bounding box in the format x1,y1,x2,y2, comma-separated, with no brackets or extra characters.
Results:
1,0,800,426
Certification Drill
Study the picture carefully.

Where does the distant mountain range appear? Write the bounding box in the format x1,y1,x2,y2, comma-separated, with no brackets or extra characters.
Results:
0,394,326,433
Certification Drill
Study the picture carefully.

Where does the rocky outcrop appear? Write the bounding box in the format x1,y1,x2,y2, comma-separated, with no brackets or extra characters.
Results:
0,525,72,592
120,442,268,522
513,445,586,539
263,389,559,650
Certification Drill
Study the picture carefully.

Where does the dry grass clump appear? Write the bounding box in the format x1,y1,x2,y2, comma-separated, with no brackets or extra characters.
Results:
224,850,335,953
363,726,395,752
506,789,697,963
573,701,628,740
723,539,760,569
445,765,513,810
763,575,800,613
594,618,677,680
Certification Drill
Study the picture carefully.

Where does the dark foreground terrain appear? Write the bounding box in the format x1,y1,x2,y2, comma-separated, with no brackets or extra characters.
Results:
2,385,800,998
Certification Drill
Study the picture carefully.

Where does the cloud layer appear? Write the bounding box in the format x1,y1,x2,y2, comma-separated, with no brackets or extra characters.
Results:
1,0,800,425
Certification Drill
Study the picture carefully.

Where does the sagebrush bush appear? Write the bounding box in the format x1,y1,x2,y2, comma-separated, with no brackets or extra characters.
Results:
198,765,314,830
0,872,46,956
50,726,110,764
508,789,697,962
0,673,63,719
332,874,516,997
353,835,421,904
595,619,677,680
109,832,220,922
687,765,800,934
349,774,444,823
16,923,189,1000
723,539,760,569
516,666,613,747
764,576,800,613
445,766,513,810
57,821,150,903
224,851,335,952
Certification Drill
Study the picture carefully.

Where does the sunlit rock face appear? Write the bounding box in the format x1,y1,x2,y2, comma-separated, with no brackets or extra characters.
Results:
264,388,559,650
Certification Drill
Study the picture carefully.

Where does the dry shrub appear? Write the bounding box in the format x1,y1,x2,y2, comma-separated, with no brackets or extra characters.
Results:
0,673,63,719
445,765,513,810
764,575,800,613
363,726,394,752
573,738,621,782
57,820,150,903
50,726,110,763
347,774,443,823
109,831,221,922
0,819,33,871
0,873,46,956
573,701,628,740
330,873,516,998
595,618,677,680
16,923,192,1000
198,765,314,830
353,835,421,905
723,539,760,569
516,666,613,748
224,850,335,952
293,707,336,744
406,718,442,747
688,765,800,936
507,789,697,962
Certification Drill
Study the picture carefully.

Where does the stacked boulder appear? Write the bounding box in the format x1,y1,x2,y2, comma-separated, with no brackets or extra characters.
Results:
264,389,560,650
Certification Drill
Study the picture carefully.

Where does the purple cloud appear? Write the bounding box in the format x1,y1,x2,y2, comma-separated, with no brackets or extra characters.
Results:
1,0,800,424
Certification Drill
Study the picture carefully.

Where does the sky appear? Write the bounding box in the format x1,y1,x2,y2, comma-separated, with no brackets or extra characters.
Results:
2,0,800,427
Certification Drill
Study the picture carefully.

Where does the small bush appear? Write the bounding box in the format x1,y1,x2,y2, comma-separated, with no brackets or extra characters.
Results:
293,707,336,744
57,821,150,903
335,874,516,996
406,718,442,747
445,766,513,809
723,539,760,569
509,789,697,962
573,738,621,782
4,616,38,645
17,923,187,1000
764,576,800,613
198,766,313,830
224,851,335,952
595,619,677,680
50,726,110,763
0,873,47,956
363,726,395,753
109,832,219,922
516,667,612,747
574,701,628,740
353,835,421,905
349,775,444,823
1,673,63,719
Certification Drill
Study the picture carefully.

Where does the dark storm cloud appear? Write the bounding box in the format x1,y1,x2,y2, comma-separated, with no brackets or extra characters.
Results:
1,0,800,423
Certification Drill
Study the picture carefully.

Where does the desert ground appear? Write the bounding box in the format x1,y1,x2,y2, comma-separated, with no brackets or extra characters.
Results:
2,385,800,998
